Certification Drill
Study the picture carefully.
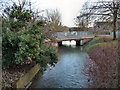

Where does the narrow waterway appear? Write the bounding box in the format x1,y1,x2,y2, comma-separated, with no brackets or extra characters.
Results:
31,46,91,88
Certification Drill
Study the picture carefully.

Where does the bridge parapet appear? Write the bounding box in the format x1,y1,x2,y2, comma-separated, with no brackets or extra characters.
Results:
53,31,94,41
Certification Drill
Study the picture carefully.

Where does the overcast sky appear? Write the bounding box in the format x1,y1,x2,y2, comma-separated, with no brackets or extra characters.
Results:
30,0,89,27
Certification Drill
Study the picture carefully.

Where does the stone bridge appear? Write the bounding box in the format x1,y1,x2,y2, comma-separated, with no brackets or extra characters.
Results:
53,31,94,46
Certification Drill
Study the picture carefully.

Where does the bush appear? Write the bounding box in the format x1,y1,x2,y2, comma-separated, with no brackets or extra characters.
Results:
2,25,58,69
2,29,20,68
36,45,58,69
2,1,58,69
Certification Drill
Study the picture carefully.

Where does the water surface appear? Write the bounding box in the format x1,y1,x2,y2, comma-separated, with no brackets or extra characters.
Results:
31,46,90,88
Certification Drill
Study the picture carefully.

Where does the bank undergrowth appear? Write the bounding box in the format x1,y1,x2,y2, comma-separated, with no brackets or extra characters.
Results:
84,36,119,88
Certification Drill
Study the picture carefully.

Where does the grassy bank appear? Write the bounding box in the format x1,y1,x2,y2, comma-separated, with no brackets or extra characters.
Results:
84,36,113,52
85,36,119,88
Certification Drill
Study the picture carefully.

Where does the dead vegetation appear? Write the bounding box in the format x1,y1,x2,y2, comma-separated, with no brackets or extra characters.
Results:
86,39,119,88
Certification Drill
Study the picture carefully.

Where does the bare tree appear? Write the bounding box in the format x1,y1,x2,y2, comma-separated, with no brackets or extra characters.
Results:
76,0,120,40
44,9,62,39
46,9,61,26
75,1,94,30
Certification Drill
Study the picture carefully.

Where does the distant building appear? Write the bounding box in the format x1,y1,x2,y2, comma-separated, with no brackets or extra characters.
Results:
69,27,88,31
111,29,120,38
93,21,120,34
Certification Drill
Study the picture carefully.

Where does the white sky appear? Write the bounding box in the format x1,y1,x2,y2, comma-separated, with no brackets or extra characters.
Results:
31,0,88,27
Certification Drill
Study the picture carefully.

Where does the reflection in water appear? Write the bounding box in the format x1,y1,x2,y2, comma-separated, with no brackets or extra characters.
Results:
31,46,90,88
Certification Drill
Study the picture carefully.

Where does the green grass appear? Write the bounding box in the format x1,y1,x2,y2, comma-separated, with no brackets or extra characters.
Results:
83,37,102,52
83,36,117,52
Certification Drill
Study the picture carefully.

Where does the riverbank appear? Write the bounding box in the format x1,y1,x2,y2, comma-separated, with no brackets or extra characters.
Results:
83,36,113,52
2,43,58,89
85,36,119,88
2,61,36,88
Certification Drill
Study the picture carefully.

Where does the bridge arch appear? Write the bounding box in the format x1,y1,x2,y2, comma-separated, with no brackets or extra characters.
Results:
58,39,82,46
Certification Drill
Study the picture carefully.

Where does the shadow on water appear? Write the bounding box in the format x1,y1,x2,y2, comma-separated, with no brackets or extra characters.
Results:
30,46,91,88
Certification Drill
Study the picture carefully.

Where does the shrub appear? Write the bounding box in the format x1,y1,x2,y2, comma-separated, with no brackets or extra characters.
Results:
36,45,58,69
2,25,58,69
2,1,58,69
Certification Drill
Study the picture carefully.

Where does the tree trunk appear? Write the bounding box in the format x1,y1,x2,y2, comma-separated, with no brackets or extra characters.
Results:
113,20,117,40
113,0,117,40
